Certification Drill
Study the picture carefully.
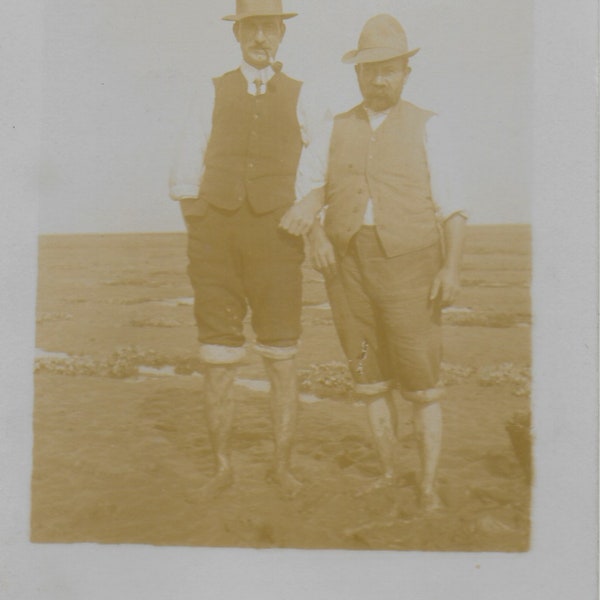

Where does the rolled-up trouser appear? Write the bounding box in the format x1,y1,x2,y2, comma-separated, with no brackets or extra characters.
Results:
186,202,304,365
326,227,444,402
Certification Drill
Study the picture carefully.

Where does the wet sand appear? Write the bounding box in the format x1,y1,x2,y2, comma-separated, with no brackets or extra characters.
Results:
32,225,531,551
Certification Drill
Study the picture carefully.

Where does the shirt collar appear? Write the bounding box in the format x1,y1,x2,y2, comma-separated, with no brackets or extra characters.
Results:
363,105,392,120
240,61,275,86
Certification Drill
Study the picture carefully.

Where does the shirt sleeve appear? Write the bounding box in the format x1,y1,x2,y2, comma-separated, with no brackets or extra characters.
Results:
168,82,214,201
295,83,334,202
425,116,468,222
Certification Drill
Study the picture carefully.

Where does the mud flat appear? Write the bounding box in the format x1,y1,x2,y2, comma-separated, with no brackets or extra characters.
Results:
32,225,531,551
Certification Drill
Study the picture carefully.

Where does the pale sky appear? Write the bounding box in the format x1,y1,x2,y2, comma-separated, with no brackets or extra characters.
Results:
38,0,533,233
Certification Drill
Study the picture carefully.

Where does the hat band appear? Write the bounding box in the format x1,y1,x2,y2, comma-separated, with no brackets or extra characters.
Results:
342,46,419,64
360,45,408,52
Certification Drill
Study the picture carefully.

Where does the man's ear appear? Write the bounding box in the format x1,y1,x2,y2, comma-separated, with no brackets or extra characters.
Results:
279,20,286,41
233,22,241,42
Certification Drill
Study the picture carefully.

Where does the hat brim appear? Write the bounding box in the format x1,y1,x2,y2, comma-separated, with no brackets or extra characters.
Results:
342,47,420,64
222,12,297,21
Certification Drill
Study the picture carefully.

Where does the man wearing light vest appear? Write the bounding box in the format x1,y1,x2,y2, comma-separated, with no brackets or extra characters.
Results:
170,0,327,496
281,14,467,511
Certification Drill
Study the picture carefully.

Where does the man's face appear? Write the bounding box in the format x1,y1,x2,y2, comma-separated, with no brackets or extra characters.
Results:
234,16,285,69
356,57,410,112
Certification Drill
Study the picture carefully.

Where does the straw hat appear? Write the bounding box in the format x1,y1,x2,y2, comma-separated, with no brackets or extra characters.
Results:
222,0,297,22
342,14,419,64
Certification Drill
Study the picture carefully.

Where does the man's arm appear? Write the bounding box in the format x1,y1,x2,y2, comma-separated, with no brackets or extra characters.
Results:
168,83,214,202
279,186,326,236
426,115,468,224
429,213,467,306
425,116,468,306
280,86,333,236
307,217,337,279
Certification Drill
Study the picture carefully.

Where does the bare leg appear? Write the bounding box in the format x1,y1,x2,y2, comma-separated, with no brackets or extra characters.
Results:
413,401,443,511
368,394,399,479
201,364,237,495
359,394,399,494
262,356,302,495
391,389,405,439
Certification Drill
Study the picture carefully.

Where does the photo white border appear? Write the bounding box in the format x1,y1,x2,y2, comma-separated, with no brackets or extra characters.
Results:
1,0,597,597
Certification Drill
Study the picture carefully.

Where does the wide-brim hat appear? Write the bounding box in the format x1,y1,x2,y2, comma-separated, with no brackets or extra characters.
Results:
342,14,419,64
223,0,297,21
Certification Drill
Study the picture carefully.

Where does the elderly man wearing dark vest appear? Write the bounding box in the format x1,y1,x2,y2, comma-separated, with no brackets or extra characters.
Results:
170,0,328,496
281,14,468,511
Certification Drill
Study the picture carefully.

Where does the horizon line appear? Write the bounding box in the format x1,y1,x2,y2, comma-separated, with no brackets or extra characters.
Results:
37,222,532,237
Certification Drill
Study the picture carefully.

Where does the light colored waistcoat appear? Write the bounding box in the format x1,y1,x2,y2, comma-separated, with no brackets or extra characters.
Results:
325,100,440,257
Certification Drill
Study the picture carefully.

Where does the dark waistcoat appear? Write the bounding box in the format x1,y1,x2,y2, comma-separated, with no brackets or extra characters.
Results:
197,68,303,215
325,100,440,257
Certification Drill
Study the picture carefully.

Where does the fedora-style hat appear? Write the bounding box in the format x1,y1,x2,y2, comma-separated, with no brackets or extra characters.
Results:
222,0,297,22
342,14,419,64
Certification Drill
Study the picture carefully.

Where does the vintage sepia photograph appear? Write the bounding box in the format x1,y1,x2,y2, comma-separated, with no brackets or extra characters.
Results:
31,0,536,553
2,0,596,596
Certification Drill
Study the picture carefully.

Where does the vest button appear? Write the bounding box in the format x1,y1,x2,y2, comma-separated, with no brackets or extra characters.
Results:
253,114,259,120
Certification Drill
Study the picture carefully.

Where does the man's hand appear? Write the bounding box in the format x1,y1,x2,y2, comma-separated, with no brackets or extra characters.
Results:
279,202,316,236
429,266,461,307
430,212,467,307
309,223,337,279
279,188,325,237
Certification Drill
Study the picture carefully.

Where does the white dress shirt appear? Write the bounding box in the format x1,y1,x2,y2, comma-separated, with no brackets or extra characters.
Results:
169,61,331,201
295,104,467,222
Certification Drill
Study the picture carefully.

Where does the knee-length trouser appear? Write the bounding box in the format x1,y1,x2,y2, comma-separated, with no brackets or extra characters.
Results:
327,227,444,402
186,202,304,364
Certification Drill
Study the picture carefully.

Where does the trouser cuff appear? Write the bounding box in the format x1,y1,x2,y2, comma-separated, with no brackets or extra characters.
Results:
199,344,245,365
402,387,445,404
254,343,298,361
354,381,393,396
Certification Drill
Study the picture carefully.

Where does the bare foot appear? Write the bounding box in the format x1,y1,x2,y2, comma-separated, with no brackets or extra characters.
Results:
267,468,303,497
200,469,234,498
420,490,443,513
355,474,397,497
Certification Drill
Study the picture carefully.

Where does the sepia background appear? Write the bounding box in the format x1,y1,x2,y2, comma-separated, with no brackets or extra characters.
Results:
2,0,597,597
